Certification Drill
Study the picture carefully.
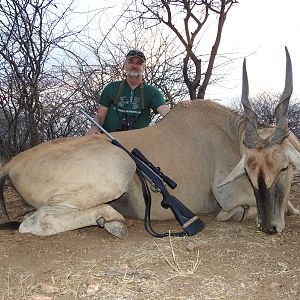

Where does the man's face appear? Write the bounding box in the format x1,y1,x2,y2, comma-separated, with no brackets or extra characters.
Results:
124,57,145,78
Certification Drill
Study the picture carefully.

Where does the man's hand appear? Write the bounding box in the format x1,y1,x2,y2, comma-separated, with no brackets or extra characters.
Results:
85,106,108,136
182,100,192,108
85,126,100,135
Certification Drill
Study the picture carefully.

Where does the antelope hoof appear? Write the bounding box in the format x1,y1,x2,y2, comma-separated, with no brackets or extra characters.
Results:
96,218,128,238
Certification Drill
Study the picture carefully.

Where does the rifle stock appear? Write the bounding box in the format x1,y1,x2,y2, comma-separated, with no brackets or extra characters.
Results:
161,193,205,236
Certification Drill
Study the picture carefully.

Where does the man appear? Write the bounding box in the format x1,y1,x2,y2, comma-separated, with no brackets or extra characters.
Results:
86,49,191,134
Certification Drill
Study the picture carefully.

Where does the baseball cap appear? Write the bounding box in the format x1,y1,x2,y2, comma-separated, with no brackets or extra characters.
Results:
126,50,146,62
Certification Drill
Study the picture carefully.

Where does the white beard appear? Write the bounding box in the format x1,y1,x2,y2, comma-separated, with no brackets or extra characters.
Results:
127,70,143,77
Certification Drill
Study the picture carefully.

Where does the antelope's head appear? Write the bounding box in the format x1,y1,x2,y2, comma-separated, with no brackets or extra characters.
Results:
219,47,300,234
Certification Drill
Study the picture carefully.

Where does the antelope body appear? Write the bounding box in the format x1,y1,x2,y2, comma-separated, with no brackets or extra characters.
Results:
0,48,299,237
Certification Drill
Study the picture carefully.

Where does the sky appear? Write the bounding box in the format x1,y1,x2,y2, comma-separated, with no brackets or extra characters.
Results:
206,0,300,102
74,0,300,103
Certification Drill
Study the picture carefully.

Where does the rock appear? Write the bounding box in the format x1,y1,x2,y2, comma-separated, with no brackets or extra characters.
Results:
27,295,53,300
269,282,282,289
186,241,196,252
40,283,60,293
86,283,100,295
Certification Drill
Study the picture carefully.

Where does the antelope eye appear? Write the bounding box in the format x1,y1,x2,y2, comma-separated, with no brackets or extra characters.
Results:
281,166,288,172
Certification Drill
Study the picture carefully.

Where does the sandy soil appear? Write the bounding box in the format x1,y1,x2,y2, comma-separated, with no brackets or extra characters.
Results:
0,180,299,300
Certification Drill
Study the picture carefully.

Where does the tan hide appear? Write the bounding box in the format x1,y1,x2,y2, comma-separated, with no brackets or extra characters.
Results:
0,100,299,235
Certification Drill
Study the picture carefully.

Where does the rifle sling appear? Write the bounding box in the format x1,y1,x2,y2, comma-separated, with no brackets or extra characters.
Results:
136,169,186,238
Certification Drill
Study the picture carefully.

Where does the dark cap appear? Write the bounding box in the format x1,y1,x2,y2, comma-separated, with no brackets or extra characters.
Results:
126,49,146,62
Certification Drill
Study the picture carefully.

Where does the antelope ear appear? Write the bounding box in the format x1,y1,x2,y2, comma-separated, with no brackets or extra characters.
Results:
284,141,300,171
217,155,246,188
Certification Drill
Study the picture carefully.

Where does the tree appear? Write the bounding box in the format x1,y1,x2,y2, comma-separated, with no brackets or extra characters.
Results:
229,92,300,139
133,0,238,99
0,0,240,161
0,0,77,159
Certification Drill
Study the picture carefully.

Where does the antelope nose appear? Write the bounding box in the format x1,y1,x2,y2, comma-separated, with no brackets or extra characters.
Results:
262,225,278,235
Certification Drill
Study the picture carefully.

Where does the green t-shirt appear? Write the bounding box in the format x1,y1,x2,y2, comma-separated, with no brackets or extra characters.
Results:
98,80,165,132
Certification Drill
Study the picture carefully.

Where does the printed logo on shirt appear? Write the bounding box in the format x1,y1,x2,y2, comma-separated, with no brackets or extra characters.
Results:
117,95,141,113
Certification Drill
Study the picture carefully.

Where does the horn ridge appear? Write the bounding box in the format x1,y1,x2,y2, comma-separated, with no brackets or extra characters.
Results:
241,58,259,148
268,47,293,146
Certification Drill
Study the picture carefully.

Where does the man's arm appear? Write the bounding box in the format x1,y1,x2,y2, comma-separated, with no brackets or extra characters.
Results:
97,105,109,126
85,106,109,135
156,100,192,118
157,104,170,117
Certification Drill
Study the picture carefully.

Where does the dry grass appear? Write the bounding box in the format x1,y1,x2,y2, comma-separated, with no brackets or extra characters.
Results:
154,233,201,279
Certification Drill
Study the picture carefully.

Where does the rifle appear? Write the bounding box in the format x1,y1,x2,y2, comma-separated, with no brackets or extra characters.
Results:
80,109,205,237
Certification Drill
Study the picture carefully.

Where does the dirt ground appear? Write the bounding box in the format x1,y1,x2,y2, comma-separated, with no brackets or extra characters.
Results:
0,179,299,300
